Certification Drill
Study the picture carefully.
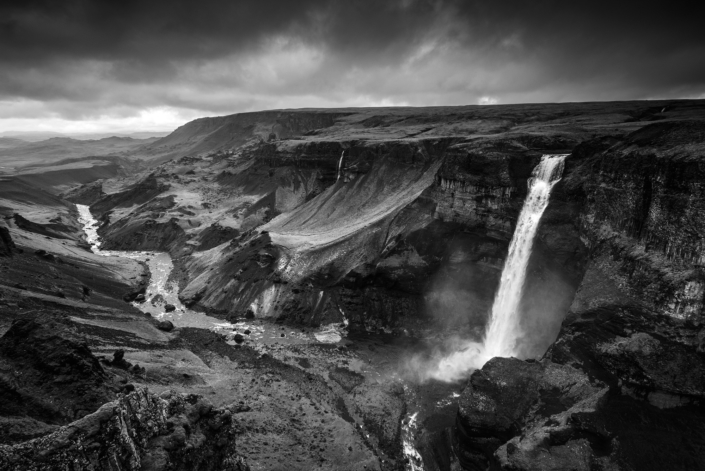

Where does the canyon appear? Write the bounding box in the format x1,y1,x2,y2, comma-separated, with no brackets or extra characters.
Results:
1,100,705,470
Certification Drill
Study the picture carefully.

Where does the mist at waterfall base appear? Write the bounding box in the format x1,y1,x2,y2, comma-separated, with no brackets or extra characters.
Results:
404,155,570,383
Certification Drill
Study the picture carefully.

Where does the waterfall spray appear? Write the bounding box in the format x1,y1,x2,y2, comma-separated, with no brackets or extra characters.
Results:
416,154,567,382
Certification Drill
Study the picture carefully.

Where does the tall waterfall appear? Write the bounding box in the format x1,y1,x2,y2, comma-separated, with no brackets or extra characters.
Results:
416,154,567,382
483,154,567,358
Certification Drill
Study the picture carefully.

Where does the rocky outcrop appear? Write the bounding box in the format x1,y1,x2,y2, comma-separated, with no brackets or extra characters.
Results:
457,304,705,470
0,318,117,443
0,224,15,257
91,174,170,216
12,213,75,240
61,180,106,205
100,217,187,256
196,223,240,251
0,388,250,471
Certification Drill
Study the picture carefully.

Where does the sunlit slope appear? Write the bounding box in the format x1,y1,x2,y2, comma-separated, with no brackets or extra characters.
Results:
264,142,442,282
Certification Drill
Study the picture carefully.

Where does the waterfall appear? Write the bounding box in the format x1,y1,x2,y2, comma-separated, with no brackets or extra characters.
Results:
336,151,345,181
416,154,567,382
483,154,567,358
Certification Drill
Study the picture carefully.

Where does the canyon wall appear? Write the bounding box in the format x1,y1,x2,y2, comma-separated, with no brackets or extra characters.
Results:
455,119,705,471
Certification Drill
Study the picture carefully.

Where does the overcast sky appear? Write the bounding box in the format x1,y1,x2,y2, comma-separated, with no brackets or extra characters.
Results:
1,0,703,135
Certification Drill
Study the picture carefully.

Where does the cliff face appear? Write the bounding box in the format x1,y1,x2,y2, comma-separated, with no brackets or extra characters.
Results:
565,121,705,321
170,135,584,345
455,119,705,470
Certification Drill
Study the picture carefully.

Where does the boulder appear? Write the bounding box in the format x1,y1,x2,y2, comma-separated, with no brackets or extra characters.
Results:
123,287,146,303
109,349,131,369
164,303,176,312
157,320,174,332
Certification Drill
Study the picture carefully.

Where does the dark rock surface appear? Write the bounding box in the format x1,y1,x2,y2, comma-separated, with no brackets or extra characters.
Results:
0,388,250,471
12,213,75,241
91,174,170,216
157,320,174,331
563,120,705,321
61,179,106,205
0,225,15,257
457,304,705,471
0,317,117,442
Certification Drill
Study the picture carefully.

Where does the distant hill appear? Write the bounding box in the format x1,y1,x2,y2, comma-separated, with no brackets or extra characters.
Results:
0,131,169,141
0,137,29,150
132,109,353,163
0,135,160,171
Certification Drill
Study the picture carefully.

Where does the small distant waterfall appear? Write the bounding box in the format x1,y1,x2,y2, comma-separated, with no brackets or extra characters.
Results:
483,154,567,358
336,151,345,181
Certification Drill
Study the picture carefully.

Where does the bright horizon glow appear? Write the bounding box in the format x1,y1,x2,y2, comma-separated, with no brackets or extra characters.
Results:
0,104,202,135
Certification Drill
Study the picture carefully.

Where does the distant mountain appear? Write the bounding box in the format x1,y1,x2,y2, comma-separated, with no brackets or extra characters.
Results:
69,132,170,140
0,131,65,142
0,137,29,150
0,131,169,141
0,135,160,170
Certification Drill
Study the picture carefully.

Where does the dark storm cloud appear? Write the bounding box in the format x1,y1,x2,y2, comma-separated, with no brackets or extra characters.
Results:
0,0,703,131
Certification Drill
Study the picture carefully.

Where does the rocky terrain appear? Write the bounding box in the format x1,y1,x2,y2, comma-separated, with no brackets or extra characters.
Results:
1,99,705,470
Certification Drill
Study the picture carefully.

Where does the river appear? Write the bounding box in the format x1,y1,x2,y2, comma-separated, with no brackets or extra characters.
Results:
75,203,348,346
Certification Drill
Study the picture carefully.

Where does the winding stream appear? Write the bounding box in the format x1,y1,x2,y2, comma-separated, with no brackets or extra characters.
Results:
76,204,229,329
75,204,345,345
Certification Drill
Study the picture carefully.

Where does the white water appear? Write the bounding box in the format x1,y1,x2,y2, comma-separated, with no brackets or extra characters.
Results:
76,204,224,328
419,154,567,382
336,151,345,181
76,204,344,343
484,154,567,358
401,411,424,471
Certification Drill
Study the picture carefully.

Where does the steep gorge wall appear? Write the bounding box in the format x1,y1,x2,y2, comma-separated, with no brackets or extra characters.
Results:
181,137,587,342
455,120,705,471
564,121,705,321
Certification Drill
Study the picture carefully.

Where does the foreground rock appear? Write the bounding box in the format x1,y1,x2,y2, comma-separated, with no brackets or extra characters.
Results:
0,388,250,471
0,317,117,443
0,225,15,257
457,305,705,471
157,320,174,331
